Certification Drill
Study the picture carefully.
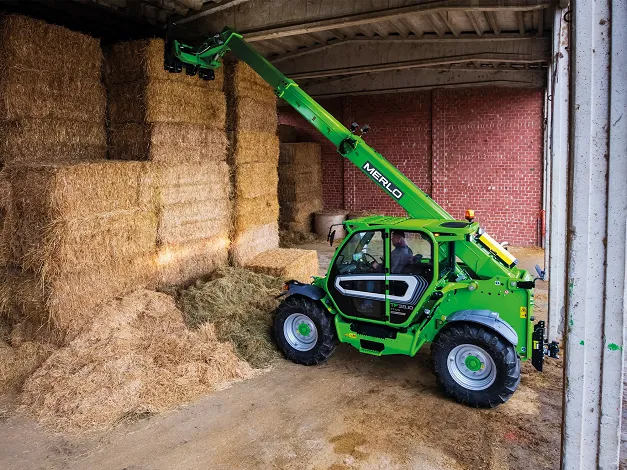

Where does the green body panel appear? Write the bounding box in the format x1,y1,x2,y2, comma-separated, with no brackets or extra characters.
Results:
169,28,536,362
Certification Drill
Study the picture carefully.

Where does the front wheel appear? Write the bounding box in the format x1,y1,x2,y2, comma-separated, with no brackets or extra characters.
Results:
431,323,521,407
273,296,337,366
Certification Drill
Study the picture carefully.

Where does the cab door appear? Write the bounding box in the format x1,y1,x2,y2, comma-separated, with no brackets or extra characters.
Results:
386,231,434,325
327,229,388,321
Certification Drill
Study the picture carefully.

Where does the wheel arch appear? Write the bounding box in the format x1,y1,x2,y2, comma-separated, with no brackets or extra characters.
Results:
286,282,326,301
439,309,518,347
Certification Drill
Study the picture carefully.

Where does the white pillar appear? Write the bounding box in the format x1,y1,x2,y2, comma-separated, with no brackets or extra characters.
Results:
561,0,627,468
546,5,569,342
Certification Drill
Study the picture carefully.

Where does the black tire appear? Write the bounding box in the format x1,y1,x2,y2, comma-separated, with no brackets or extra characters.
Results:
273,296,337,366
431,323,520,408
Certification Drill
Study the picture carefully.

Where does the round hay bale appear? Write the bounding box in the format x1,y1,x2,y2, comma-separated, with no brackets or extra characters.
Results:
314,210,349,239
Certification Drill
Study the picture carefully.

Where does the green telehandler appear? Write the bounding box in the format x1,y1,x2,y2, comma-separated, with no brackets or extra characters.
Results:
164,26,559,407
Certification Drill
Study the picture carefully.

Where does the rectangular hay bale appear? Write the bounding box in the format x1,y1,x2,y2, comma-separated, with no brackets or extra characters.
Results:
245,248,318,284
232,132,280,166
233,194,279,233
279,143,322,165
234,162,278,199
280,198,324,224
109,123,228,163
227,61,276,102
10,161,149,220
108,80,226,127
0,71,106,122
229,97,277,133
230,222,279,266
22,210,158,277
9,161,152,265
158,200,231,245
11,255,155,342
278,181,323,203
0,15,102,80
155,235,229,287
0,120,106,164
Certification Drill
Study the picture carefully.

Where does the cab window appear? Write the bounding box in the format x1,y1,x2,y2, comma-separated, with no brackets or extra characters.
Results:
390,231,434,281
334,230,384,275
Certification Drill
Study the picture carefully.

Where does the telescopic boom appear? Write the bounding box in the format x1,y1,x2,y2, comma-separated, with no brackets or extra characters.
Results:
165,27,520,279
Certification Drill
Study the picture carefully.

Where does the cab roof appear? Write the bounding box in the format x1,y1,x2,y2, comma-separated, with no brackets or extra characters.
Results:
345,215,479,237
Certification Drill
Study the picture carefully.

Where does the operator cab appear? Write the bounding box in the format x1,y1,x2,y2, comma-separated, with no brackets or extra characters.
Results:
326,216,465,326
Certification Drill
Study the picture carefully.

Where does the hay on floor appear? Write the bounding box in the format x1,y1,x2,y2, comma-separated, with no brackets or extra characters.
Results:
178,266,284,368
245,248,318,283
19,289,252,432
0,339,56,393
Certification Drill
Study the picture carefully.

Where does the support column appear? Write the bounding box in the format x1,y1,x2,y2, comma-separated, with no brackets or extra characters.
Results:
546,6,570,342
561,0,627,468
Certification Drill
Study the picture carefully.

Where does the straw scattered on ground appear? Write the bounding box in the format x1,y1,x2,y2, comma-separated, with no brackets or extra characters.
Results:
19,289,252,433
0,339,56,394
178,267,284,368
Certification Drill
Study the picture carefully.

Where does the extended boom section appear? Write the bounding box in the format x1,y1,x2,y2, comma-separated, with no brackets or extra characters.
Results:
165,27,522,279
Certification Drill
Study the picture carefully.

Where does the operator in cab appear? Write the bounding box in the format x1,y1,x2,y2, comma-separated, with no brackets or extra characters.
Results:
372,230,414,274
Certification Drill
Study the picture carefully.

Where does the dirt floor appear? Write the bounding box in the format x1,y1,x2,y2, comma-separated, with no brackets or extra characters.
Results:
0,243,564,470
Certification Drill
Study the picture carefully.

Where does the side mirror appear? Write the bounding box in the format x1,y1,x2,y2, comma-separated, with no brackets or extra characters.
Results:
329,230,336,247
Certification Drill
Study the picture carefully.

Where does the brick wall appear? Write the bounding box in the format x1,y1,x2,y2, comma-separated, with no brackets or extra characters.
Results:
278,87,544,246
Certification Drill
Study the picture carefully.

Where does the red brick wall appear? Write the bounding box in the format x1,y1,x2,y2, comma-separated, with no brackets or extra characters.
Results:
278,87,544,246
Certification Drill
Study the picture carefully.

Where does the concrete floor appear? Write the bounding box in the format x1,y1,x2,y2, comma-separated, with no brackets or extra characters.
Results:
0,244,563,470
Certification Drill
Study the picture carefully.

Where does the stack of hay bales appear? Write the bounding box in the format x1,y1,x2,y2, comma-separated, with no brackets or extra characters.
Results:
226,61,280,265
0,15,106,164
278,143,323,233
105,39,230,287
6,162,157,342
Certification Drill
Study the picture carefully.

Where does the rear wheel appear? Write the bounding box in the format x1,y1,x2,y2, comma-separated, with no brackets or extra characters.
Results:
431,323,520,407
273,296,337,365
